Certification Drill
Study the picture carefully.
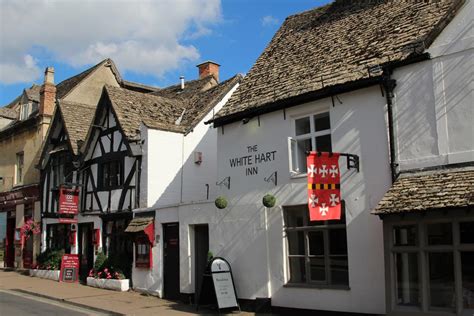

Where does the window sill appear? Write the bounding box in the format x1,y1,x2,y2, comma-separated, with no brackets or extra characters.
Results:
283,283,350,290
290,173,307,179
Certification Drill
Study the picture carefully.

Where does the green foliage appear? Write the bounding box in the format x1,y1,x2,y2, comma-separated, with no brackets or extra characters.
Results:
207,251,214,262
262,194,276,208
94,252,107,271
36,249,64,270
215,196,228,209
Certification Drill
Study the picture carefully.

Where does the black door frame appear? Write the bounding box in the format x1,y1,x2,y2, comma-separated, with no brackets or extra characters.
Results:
194,224,209,303
163,222,180,300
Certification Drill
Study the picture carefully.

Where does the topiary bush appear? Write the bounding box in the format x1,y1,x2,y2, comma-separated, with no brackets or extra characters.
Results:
215,196,228,209
262,194,276,208
36,249,64,270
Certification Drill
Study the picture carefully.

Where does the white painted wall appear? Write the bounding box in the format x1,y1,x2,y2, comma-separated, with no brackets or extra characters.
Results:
392,0,474,171
141,83,239,208
194,85,391,314
135,83,239,295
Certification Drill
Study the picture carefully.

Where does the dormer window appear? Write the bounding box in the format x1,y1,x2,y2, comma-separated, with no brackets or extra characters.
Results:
19,103,31,120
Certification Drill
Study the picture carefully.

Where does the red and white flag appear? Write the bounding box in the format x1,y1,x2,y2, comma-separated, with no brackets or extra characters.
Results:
307,152,341,221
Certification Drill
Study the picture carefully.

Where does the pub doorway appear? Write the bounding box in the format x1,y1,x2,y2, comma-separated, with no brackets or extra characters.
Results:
194,224,209,303
78,222,94,282
163,222,180,300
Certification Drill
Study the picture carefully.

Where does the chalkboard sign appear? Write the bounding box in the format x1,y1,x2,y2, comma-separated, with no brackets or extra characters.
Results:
196,257,240,312
59,254,79,283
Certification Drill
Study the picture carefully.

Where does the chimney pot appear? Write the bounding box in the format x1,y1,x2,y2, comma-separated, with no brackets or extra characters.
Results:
39,66,56,116
197,61,220,82
44,67,55,84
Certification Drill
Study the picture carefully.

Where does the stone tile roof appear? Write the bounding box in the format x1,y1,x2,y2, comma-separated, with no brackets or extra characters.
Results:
373,167,474,215
25,84,41,103
105,74,241,140
125,217,154,233
214,0,462,123
58,101,96,154
0,107,17,119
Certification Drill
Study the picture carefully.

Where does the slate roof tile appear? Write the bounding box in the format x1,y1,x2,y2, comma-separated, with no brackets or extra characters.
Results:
214,0,462,122
373,167,474,214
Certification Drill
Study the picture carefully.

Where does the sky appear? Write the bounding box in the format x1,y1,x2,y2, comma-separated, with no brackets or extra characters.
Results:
0,0,330,106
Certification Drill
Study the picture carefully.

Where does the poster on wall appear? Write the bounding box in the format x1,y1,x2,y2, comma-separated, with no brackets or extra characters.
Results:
307,152,342,221
59,254,79,283
58,187,79,215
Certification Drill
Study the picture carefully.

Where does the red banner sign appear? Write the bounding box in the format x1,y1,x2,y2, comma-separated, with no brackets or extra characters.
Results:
59,187,79,215
59,254,79,283
307,152,341,221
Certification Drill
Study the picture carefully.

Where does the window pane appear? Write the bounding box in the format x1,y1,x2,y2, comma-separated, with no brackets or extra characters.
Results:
289,257,306,283
296,138,311,172
460,222,474,244
330,255,348,285
314,112,330,132
329,229,347,255
287,231,305,255
429,252,455,309
315,134,332,152
393,225,417,246
295,117,311,136
461,252,474,309
285,206,306,227
395,253,420,306
309,257,325,281
308,231,324,255
427,223,452,245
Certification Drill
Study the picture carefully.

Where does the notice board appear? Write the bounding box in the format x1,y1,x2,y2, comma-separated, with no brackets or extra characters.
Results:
210,257,239,310
59,254,79,283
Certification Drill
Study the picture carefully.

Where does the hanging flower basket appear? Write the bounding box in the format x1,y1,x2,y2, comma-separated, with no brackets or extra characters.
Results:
20,219,41,240
215,196,228,209
262,194,276,208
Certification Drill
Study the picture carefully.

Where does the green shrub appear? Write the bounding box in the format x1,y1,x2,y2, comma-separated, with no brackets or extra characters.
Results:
94,252,107,271
36,249,64,270
215,196,228,209
263,194,276,208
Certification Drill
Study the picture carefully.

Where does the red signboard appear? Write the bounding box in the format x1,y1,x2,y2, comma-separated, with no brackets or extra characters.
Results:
59,187,79,215
59,254,79,283
58,217,78,224
307,152,342,221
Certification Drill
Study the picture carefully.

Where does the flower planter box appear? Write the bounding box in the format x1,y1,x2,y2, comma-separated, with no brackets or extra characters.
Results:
29,269,60,281
86,277,129,292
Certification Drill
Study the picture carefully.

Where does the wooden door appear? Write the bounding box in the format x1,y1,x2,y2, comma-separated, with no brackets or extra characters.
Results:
194,224,209,303
163,223,180,300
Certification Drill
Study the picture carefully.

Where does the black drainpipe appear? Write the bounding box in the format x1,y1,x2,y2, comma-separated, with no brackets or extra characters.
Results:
382,68,398,183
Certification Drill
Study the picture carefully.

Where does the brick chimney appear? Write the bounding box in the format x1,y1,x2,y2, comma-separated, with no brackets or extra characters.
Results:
39,67,56,116
197,61,220,82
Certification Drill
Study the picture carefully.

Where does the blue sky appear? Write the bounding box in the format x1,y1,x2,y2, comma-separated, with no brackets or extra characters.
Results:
0,0,329,106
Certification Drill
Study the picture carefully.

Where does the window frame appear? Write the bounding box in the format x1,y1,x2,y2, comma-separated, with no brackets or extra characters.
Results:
284,203,349,289
387,216,474,315
288,110,332,176
98,159,123,190
15,152,24,185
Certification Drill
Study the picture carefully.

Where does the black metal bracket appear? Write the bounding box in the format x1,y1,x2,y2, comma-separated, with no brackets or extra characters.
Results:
306,151,360,172
216,176,230,190
264,171,278,186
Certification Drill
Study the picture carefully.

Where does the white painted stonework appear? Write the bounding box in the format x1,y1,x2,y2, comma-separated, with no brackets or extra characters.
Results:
29,269,60,281
86,277,130,292
392,0,473,171
133,83,239,297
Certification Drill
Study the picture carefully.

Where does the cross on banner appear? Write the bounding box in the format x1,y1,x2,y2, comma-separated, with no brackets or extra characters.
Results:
307,152,341,221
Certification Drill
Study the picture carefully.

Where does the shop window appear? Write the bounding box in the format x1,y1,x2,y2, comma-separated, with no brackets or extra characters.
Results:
288,112,332,175
46,224,71,253
99,160,123,189
390,219,474,314
15,152,24,184
135,236,152,268
284,203,348,287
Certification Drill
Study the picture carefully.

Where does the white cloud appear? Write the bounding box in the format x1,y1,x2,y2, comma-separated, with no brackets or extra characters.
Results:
0,55,41,84
0,0,221,84
261,15,279,27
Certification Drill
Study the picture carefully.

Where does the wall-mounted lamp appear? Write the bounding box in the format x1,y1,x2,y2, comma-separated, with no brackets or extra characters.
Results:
264,171,278,186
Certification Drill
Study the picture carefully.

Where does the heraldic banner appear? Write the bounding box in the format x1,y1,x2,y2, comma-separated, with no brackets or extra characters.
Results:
307,152,341,221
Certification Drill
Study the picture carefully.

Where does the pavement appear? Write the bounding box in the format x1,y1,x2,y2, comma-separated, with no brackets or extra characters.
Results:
0,269,249,315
